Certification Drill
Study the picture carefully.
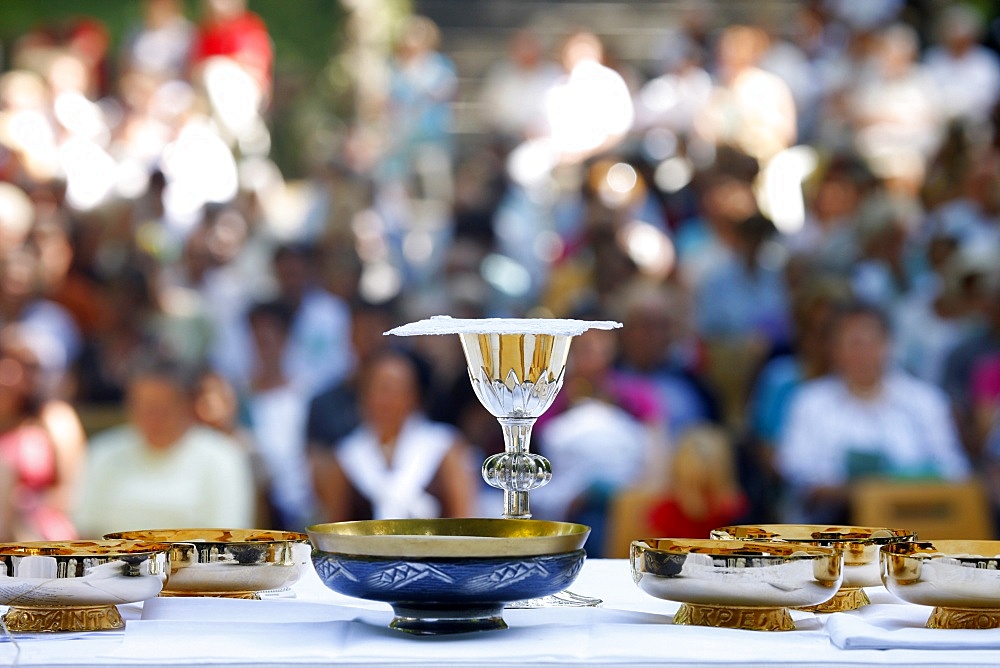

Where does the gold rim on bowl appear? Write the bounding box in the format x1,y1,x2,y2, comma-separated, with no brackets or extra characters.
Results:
307,518,590,558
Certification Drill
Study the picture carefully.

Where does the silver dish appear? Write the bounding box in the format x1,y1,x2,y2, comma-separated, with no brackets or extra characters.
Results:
712,524,915,611
0,540,170,631
631,538,843,631
104,529,310,599
882,540,1000,629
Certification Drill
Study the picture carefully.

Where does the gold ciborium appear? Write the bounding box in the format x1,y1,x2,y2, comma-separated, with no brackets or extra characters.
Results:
0,540,171,632
631,538,843,631
387,316,620,520
104,529,311,599
882,540,1000,629
711,524,915,612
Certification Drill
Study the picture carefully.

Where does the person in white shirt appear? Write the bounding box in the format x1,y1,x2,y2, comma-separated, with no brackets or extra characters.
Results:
311,348,476,522
211,243,353,400
778,301,970,524
75,357,256,538
478,28,562,142
244,299,316,531
924,4,1000,128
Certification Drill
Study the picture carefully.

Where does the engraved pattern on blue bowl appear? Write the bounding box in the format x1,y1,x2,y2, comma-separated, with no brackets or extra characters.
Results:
312,549,586,633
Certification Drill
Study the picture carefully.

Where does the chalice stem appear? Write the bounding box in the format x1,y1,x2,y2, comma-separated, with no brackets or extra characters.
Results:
503,491,530,519
500,418,533,519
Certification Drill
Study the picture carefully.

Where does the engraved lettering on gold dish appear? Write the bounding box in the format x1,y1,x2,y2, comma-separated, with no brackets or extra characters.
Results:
797,586,870,612
673,603,794,631
159,590,259,599
927,606,1000,629
2,604,124,632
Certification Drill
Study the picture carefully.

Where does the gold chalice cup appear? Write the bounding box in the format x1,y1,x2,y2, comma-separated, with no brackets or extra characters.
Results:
882,540,1000,629
631,538,843,631
711,525,915,612
0,540,170,632
104,529,310,599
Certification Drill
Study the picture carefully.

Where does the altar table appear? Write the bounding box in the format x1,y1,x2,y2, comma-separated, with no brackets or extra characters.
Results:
3,559,1000,667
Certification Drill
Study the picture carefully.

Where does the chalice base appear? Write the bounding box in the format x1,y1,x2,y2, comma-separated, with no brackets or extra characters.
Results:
927,606,1000,629
673,602,795,631
797,587,870,613
389,603,507,634
3,604,124,632
160,590,260,599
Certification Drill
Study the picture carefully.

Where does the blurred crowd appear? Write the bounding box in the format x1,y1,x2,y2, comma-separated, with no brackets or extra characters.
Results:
3,0,1000,552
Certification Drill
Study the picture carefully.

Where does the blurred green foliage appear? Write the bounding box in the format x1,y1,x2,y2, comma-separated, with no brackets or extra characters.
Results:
0,0,348,177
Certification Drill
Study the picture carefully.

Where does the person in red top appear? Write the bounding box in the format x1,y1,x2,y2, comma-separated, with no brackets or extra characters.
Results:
646,424,749,538
0,327,80,540
189,0,273,100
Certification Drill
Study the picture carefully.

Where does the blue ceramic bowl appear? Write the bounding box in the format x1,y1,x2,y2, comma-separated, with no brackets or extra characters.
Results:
307,518,590,634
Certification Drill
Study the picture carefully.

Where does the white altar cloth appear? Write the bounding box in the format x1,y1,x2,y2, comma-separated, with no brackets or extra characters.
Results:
3,559,1000,667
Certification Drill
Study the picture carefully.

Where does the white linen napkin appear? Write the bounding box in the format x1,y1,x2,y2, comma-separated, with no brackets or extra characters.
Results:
114,619,356,662
827,603,1000,649
386,316,621,336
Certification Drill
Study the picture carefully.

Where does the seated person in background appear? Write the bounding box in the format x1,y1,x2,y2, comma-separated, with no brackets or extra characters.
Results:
777,301,970,524
613,280,722,441
306,298,399,454
0,460,14,541
646,424,749,538
311,348,476,521
75,357,256,538
0,326,81,540
192,368,272,528
244,299,317,532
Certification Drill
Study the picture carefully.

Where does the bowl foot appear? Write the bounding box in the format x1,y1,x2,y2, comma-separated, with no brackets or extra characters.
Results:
797,587,870,613
927,606,1000,629
389,604,508,634
673,603,794,631
159,591,260,599
3,605,124,632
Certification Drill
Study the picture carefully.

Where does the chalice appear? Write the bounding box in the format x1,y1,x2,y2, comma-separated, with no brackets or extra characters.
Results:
387,316,621,519
387,317,621,608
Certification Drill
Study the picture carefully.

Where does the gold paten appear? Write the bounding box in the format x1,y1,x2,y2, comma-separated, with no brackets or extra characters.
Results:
674,602,794,632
